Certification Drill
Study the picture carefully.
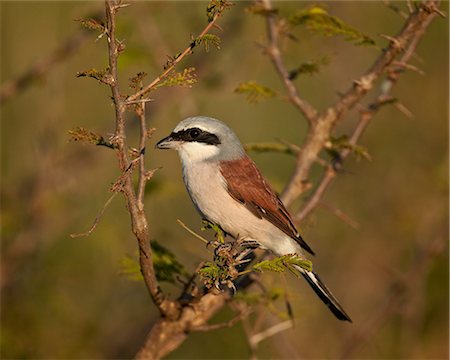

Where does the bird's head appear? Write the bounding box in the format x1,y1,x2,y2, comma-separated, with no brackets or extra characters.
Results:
155,116,245,163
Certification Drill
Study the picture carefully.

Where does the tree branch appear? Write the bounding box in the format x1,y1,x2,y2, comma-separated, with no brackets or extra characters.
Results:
292,0,439,219
281,0,440,206
260,0,318,124
104,0,178,318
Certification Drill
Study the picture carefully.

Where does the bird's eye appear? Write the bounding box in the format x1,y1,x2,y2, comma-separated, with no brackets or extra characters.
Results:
189,129,200,139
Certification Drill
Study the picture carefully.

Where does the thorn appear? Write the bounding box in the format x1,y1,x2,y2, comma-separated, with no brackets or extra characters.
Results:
379,34,403,49
406,0,414,14
125,98,155,105
394,102,414,119
213,23,224,31
391,61,425,75
432,6,447,18
114,3,131,10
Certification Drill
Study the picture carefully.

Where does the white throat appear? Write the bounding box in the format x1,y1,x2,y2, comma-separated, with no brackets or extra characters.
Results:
178,142,220,164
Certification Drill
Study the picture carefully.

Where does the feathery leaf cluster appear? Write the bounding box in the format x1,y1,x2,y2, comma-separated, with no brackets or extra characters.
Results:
234,81,277,104
289,5,376,46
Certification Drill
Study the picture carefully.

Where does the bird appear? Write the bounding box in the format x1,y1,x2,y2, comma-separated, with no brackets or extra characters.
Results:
155,116,351,322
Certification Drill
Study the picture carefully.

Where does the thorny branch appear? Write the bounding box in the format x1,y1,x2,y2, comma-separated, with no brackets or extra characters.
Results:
126,1,227,103
260,0,317,124
104,0,178,318
293,0,439,221
276,0,441,207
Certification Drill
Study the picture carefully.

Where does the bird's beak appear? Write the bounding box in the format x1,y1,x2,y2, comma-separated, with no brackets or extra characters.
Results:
155,134,176,149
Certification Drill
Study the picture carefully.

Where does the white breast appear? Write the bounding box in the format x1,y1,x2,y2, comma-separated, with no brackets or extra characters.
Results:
180,159,301,255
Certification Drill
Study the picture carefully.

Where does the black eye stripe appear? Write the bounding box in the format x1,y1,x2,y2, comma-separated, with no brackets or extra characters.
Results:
171,128,221,145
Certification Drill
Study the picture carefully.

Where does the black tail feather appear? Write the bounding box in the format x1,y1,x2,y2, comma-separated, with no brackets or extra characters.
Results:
298,267,352,322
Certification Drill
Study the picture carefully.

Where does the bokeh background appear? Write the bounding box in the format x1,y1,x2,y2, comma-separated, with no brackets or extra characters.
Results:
1,1,448,359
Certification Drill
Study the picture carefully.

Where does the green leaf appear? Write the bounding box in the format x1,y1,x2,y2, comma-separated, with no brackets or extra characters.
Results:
76,18,105,32
198,261,222,288
289,5,375,46
192,34,221,52
120,255,143,281
151,241,189,283
76,68,111,84
202,220,226,243
68,127,117,150
119,241,188,284
206,0,234,22
288,57,330,80
234,81,277,104
253,254,313,274
327,135,371,161
156,68,197,89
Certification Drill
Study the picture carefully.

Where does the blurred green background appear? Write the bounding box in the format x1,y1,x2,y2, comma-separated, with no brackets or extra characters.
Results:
1,1,448,359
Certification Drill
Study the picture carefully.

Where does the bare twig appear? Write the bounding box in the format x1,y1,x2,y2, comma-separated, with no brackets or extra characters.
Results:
136,97,147,210
177,219,209,245
70,191,119,238
319,202,360,230
260,0,317,124
250,319,294,347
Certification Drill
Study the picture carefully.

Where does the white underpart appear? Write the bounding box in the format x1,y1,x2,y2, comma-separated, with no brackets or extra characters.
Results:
178,145,302,256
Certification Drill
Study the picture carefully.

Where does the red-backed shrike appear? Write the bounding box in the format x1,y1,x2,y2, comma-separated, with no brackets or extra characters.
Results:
156,116,351,322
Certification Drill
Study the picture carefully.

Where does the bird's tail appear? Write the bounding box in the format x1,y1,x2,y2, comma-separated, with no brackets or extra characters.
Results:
294,265,352,322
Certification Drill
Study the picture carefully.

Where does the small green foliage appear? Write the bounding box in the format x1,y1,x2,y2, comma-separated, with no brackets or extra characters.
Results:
234,81,277,104
289,5,375,46
192,34,221,52
327,135,371,161
129,72,147,90
151,241,189,283
76,68,111,84
244,142,298,156
206,0,234,23
202,220,225,243
245,4,278,16
156,68,197,89
252,254,313,275
68,127,117,149
76,18,105,32
198,261,223,288
120,255,143,281
288,57,329,80
119,241,188,284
